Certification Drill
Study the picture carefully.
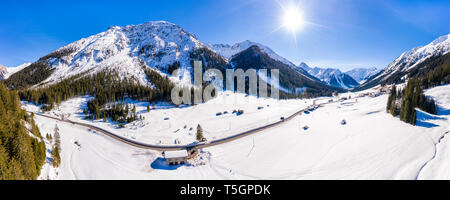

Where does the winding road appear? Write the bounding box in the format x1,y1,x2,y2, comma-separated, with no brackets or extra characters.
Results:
30,100,323,151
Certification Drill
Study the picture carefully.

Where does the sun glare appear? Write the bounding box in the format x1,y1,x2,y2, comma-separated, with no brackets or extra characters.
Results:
282,7,304,32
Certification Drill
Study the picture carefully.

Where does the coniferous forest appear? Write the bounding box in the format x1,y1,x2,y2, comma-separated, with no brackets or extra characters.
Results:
11,61,205,126
385,53,449,125
387,78,438,125
15,65,174,125
0,83,46,180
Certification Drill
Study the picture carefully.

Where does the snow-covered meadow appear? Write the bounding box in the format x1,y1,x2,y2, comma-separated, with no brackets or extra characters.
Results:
25,91,311,146
32,85,450,179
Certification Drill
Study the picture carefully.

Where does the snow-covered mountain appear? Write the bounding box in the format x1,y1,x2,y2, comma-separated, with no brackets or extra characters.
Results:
8,21,209,88
357,33,450,90
0,65,7,80
345,67,381,84
207,40,295,66
298,63,359,89
229,46,341,95
5,21,341,96
0,63,32,80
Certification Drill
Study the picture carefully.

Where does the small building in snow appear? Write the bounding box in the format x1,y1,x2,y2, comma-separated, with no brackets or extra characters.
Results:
163,150,188,165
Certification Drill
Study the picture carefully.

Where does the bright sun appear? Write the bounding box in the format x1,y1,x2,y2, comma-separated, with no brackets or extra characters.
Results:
282,7,304,32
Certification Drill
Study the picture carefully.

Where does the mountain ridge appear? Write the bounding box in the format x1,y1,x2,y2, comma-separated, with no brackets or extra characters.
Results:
356,33,450,90
298,63,360,89
5,21,342,98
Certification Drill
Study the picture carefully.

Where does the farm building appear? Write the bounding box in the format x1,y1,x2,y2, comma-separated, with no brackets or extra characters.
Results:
163,150,188,165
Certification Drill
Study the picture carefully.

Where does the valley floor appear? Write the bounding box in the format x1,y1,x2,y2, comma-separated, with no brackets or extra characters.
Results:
33,85,450,180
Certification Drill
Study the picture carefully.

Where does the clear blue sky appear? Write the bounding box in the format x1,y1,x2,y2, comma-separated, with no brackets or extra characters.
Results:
1,0,449,71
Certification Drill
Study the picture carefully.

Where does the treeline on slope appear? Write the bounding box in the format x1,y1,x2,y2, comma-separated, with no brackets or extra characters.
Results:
414,53,450,88
0,83,46,180
359,52,450,91
385,53,450,125
3,46,78,90
386,78,438,125
190,47,307,99
4,62,53,90
16,62,204,126
17,67,173,125
230,45,344,98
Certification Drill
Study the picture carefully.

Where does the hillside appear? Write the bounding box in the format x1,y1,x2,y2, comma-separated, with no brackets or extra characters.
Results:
5,21,342,105
356,34,450,91
230,46,344,97
0,83,46,180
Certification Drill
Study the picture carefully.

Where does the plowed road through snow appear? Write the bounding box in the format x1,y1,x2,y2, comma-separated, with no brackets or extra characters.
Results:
29,100,323,151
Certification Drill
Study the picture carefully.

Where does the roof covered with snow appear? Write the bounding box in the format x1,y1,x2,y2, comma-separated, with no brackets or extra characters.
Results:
164,150,188,159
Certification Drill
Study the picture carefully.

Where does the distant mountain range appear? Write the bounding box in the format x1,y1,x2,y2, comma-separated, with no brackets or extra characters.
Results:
345,67,381,84
297,63,358,89
4,21,341,97
0,63,31,80
297,63,379,89
3,20,449,96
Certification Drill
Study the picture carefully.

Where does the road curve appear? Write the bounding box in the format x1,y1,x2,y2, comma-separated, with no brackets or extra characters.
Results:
29,100,322,151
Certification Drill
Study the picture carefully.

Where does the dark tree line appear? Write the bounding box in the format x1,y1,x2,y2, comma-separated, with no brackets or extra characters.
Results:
417,53,450,89
387,78,438,125
17,66,175,125
4,62,54,90
385,52,449,126
0,83,46,180
3,46,78,90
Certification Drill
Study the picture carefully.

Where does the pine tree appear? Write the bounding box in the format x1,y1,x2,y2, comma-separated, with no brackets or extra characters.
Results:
386,85,397,113
54,124,61,151
196,124,204,141
51,145,61,167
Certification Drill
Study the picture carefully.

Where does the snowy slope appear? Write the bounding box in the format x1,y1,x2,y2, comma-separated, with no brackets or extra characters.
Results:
299,63,359,89
1,63,32,80
417,84,450,179
359,34,450,89
386,34,450,74
345,67,381,84
26,21,206,87
0,65,6,80
207,40,296,66
30,85,450,179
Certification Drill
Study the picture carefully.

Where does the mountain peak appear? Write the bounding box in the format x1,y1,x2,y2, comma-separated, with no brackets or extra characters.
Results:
357,33,450,90
11,20,205,87
298,63,360,89
430,33,450,46
207,40,295,66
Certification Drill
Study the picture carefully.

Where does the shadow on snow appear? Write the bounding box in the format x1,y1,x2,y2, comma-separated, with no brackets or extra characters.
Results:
415,110,445,128
150,157,188,170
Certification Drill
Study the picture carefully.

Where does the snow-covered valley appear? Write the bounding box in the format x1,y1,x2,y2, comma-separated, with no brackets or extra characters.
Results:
31,85,450,180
